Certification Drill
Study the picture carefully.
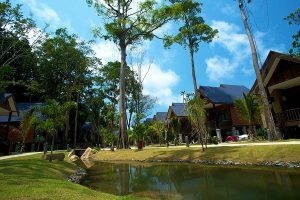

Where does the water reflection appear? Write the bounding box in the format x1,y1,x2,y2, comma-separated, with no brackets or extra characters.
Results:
82,162,300,200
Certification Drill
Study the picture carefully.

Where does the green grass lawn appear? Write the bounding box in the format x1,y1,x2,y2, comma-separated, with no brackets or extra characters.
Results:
0,153,145,200
95,145,300,163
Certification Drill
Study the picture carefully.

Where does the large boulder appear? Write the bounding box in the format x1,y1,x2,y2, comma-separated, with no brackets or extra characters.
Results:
80,147,97,160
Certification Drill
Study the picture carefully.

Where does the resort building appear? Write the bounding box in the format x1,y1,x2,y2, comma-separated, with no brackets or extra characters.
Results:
198,84,253,141
153,112,168,122
0,93,44,154
251,51,300,138
166,103,192,140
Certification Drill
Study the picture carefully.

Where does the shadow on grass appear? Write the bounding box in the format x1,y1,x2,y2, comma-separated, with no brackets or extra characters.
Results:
144,146,243,162
0,153,75,180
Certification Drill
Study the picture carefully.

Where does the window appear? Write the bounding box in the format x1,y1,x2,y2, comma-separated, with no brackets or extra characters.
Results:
217,110,228,122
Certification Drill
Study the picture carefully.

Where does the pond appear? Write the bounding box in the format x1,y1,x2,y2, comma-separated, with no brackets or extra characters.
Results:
81,162,300,199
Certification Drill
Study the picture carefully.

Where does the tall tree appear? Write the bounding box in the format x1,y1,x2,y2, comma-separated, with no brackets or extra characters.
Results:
164,0,217,94
39,28,95,148
0,0,41,68
0,1,43,100
285,7,300,58
235,93,261,140
237,0,277,138
87,0,178,148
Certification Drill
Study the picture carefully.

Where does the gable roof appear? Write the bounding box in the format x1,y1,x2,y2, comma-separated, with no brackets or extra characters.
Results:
16,103,45,120
198,84,249,104
0,93,12,104
153,112,167,121
169,103,187,117
251,50,300,92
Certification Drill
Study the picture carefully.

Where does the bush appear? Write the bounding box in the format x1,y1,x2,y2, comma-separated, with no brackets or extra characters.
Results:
207,136,218,144
256,128,267,140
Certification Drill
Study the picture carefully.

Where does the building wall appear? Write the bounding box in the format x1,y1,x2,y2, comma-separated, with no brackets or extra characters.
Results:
229,106,249,126
214,104,249,127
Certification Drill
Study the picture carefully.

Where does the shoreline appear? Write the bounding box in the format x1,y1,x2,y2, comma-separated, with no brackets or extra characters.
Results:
94,158,300,169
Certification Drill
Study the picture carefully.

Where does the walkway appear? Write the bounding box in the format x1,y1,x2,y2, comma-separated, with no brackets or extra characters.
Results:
146,141,300,149
0,152,41,161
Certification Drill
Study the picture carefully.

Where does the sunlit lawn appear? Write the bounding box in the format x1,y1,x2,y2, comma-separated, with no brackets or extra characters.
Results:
95,145,300,163
0,153,145,200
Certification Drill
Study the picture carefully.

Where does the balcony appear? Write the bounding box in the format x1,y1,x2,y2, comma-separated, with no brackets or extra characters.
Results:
275,108,300,127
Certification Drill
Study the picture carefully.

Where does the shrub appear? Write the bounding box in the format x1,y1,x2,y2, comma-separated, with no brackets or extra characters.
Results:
256,128,267,140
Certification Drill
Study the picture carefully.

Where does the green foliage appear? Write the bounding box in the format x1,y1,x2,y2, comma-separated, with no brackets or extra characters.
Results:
0,1,42,97
234,93,261,125
285,7,300,58
170,117,180,134
87,0,178,46
207,136,218,145
164,0,217,51
87,0,183,148
256,128,267,140
12,110,38,152
235,93,261,140
35,100,74,156
39,28,95,100
164,0,217,93
101,128,117,147
185,94,207,150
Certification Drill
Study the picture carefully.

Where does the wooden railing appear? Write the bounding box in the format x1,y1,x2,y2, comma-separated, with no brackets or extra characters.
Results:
275,108,300,126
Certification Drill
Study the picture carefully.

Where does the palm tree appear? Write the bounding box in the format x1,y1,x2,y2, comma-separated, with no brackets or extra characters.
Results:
234,93,261,140
13,111,37,152
36,100,74,161
185,94,207,151
150,120,166,146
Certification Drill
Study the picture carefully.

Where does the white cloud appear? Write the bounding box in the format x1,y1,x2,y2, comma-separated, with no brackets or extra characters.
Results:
254,31,286,62
206,20,286,82
221,4,239,17
153,22,173,38
206,56,235,82
23,0,73,31
132,61,180,107
92,40,120,64
211,20,250,62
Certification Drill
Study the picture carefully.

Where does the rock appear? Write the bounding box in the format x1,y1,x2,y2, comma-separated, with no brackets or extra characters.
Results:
80,147,98,160
67,167,87,183
70,155,80,162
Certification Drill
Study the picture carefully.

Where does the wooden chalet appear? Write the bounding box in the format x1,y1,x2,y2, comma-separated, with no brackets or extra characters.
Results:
251,51,300,138
198,84,253,141
0,93,44,154
167,103,192,139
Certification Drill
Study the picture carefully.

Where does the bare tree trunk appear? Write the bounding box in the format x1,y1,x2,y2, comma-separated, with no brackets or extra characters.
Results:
50,135,54,162
73,93,79,149
238,0,277,139
189,45,198,94
64,111,70,148
119,41,128,149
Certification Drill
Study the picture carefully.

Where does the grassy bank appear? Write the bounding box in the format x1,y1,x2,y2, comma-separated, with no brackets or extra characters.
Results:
0,153,143,200
94,145,300,163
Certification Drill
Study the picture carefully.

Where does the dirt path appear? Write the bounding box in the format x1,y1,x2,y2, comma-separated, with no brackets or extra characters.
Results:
145,141,300,149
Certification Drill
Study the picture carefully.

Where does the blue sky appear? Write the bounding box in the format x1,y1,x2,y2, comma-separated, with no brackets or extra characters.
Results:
15,0,299,117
